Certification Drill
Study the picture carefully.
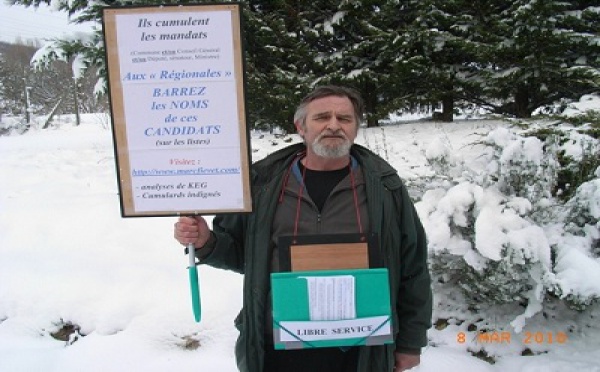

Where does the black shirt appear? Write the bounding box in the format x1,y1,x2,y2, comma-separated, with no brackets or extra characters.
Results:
298,161,350,212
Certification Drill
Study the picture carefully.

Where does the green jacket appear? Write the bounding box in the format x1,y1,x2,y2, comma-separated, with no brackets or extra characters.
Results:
200,143,432,372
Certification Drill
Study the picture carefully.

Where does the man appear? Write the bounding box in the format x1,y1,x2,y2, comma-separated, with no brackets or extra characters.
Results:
174,85,432,371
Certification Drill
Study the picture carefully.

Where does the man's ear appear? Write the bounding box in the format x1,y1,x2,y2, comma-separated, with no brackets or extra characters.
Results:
294,120,304,137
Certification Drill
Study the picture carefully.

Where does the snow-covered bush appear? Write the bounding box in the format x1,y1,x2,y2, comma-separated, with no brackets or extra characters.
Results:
424,137,461,180
549,169,600,310
523,123,600,201
482,127,558,204
563,169,600,243
418,125,600,330
418,182,553,331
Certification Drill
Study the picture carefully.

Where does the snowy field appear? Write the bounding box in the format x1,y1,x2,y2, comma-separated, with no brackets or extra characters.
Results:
0,104,599,371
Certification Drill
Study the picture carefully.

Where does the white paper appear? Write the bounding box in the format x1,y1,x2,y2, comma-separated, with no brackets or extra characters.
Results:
300,275,356,321
278,316,391,342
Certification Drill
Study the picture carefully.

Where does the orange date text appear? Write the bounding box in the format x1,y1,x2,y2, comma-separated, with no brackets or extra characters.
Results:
456,331,568,345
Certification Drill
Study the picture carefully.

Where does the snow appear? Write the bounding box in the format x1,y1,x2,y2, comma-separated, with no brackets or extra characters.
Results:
554,241,600,298
1,107,599,371
324,11,346,34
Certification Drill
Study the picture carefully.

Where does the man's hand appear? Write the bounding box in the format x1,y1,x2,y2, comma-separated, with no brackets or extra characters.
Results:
174,216,211,249
394,352,420,371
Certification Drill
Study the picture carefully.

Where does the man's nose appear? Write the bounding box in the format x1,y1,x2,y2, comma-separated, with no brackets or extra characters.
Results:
326,117,342,131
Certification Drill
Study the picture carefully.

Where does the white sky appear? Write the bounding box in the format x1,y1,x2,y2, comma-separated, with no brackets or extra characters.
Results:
0,2,94,44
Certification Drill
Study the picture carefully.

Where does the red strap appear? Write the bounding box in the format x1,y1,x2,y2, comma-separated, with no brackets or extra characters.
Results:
293,162,308,236
349,166,364,234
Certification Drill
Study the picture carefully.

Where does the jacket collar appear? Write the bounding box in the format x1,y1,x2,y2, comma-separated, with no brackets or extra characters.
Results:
290,155,359,185
350,143,398,178
251,142,398,185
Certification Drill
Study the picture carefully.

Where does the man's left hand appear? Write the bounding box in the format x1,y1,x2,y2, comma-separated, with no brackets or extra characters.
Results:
394,352,420,371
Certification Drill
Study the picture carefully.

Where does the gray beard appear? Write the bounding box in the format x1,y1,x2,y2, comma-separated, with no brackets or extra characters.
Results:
311,135,352,158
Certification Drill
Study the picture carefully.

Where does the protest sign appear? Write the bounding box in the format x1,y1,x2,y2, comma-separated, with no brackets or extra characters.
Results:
103,3,251,217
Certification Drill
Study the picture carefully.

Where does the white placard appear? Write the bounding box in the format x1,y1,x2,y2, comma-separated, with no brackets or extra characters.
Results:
103,4,251,216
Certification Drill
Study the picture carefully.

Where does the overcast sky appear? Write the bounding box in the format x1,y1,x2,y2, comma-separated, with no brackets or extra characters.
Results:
0,3,94,44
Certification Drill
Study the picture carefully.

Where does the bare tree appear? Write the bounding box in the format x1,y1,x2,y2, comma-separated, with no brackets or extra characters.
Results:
0,40,108,124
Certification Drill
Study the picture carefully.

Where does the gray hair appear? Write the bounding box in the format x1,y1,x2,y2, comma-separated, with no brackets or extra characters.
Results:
293,85,365,127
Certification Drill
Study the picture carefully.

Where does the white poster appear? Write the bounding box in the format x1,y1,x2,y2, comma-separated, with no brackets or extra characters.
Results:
103,4,251,216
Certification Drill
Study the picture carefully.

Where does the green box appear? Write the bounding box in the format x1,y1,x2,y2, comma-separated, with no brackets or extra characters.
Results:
271,268,393,349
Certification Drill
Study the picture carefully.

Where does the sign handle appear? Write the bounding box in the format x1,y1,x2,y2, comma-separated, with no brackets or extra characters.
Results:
188,242,201,322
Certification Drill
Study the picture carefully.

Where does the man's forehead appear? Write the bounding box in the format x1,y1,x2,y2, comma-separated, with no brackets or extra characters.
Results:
307,96,354,113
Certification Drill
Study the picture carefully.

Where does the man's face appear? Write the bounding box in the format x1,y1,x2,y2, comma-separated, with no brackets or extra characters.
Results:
296,95,358,159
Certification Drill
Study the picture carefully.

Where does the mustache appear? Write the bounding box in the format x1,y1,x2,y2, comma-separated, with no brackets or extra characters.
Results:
317,130,347,140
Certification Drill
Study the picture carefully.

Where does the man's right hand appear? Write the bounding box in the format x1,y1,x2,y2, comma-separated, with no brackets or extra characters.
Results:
174,216,212,249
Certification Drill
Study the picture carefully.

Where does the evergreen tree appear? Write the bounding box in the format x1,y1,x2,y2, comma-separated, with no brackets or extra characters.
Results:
7,0,599,125
404,0,483,121
477,0,600,118
244,0,322,132
312,0,424,127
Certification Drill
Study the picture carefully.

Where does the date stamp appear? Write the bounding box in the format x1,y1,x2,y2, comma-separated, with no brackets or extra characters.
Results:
457,331,569,345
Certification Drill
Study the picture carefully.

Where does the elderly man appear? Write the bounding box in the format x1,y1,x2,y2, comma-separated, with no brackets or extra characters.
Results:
174,85,432,372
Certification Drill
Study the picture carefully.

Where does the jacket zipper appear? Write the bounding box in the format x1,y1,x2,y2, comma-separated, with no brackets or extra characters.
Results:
316,213,322,233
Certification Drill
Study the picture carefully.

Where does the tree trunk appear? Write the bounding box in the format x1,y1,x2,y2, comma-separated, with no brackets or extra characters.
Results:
441,92,454,122
23,85,31,124
42,98,63,129
72,79,81,126
362,81,379,128
366,115,378,128
514,86,532,118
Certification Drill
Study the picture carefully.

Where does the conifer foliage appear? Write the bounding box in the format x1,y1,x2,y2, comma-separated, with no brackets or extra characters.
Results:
7,0,598,128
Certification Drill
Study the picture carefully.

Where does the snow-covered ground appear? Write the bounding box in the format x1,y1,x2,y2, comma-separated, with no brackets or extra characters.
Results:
0,105,599,371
